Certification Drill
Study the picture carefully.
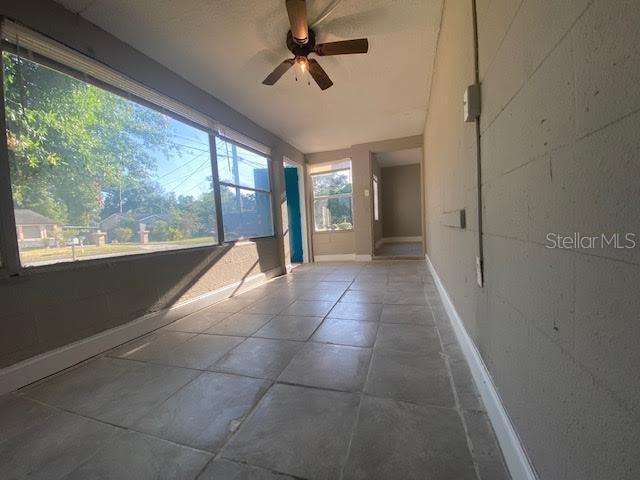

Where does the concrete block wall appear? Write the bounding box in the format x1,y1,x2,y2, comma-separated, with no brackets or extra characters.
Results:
424,0,640,478
0,240,280,368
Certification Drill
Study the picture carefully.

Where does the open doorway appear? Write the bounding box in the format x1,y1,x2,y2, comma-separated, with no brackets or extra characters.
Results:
371,148,424,259
283,159,308,266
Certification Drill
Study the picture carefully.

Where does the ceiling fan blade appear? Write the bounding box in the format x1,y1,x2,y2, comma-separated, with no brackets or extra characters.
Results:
308,59,333,90
286,0,309,44
262,59,295,85
315,38,369,56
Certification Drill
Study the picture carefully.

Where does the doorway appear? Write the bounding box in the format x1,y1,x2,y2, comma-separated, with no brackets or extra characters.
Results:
284,161,304,264
371,148,424,259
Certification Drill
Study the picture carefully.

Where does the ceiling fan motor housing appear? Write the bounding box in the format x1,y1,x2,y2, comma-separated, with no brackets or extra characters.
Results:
287,29,316,57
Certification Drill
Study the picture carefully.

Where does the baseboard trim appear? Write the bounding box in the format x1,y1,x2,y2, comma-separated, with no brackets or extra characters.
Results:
314,253,356,262
354,254,372,261
382,236,422,243
425,254,538,480
0,267,282,396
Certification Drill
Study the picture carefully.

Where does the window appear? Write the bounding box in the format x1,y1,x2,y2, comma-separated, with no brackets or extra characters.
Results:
373,174,380,221
215,137,274,240
311,161,353,232
2,52,218,267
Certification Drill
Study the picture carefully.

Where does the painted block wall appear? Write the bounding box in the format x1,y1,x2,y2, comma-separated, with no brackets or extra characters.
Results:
381,164,422,238
0,0,303,368
0,240,280,368
423,0,640,479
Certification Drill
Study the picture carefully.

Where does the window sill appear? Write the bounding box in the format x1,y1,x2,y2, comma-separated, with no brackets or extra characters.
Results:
224,234,276,244
8,241,226,277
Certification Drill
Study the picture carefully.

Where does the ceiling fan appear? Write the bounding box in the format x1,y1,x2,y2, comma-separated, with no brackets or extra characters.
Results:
262,0,369,90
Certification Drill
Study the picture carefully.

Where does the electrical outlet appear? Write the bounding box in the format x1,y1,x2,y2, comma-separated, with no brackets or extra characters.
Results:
476,256,484,287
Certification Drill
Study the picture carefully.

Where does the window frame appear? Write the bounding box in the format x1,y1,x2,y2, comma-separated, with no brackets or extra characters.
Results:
215,134,276,242
0,37,273,275
311,167,355,233
0,50,20,275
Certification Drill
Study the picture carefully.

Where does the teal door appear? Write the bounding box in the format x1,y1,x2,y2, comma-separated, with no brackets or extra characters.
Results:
284,167,303,263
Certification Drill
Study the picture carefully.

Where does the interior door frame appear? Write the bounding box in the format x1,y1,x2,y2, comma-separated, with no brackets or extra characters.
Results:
283,158,310,265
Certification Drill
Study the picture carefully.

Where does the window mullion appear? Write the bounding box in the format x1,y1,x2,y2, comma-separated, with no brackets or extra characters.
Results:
0,53,21,274
209,134,225,245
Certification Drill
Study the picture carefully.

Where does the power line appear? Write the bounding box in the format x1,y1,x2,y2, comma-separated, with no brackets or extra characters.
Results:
155,151,208,180
161,158,211,191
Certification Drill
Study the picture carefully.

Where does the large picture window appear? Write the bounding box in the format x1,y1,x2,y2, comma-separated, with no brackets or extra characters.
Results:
312,161,353,232
2,52,218,266
215,137,274,240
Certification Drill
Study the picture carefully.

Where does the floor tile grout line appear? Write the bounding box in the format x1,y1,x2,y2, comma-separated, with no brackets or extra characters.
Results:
210,376,278,461
13,262,460,480
360,391,463,413
206,268,366,472
427,283,484,480
53,417,124,479
212,457,310,480
102,353,294,383
338,275,382,480
190,372,331,480
18,394,217,457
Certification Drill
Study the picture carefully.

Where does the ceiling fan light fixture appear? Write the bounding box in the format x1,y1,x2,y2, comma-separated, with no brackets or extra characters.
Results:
262,0,369,90
296,56,309,74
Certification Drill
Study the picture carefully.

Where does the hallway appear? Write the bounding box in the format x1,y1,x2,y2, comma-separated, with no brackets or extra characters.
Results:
0,261,507,480
375,241,423,258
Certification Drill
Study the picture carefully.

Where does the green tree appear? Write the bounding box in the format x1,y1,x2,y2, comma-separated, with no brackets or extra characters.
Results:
3,52,170,226
111,227,133,243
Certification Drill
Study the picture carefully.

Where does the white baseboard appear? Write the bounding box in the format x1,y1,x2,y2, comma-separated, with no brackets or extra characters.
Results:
382,236,422,243
314,253,356,262
425,254,538,480
314,253,373,262
0,267,282,396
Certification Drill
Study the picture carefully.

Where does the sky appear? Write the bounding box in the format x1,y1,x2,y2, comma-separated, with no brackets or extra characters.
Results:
152,118,213,199
152,119,270,199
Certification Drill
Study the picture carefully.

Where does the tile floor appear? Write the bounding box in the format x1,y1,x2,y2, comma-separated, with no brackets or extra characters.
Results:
0,261,510,480
374,241,423,258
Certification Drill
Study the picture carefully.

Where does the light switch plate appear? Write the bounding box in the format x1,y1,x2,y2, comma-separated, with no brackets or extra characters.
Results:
364,189,370,197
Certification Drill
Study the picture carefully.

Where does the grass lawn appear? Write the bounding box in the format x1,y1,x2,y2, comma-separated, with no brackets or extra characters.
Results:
21,236,217,265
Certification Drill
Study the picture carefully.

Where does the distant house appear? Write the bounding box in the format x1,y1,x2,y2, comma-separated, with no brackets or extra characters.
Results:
14,208,58,242
101,212,168,234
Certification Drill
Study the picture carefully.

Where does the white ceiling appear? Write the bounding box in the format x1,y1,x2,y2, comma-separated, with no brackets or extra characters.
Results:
375,147,422,168
56,0,442,153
